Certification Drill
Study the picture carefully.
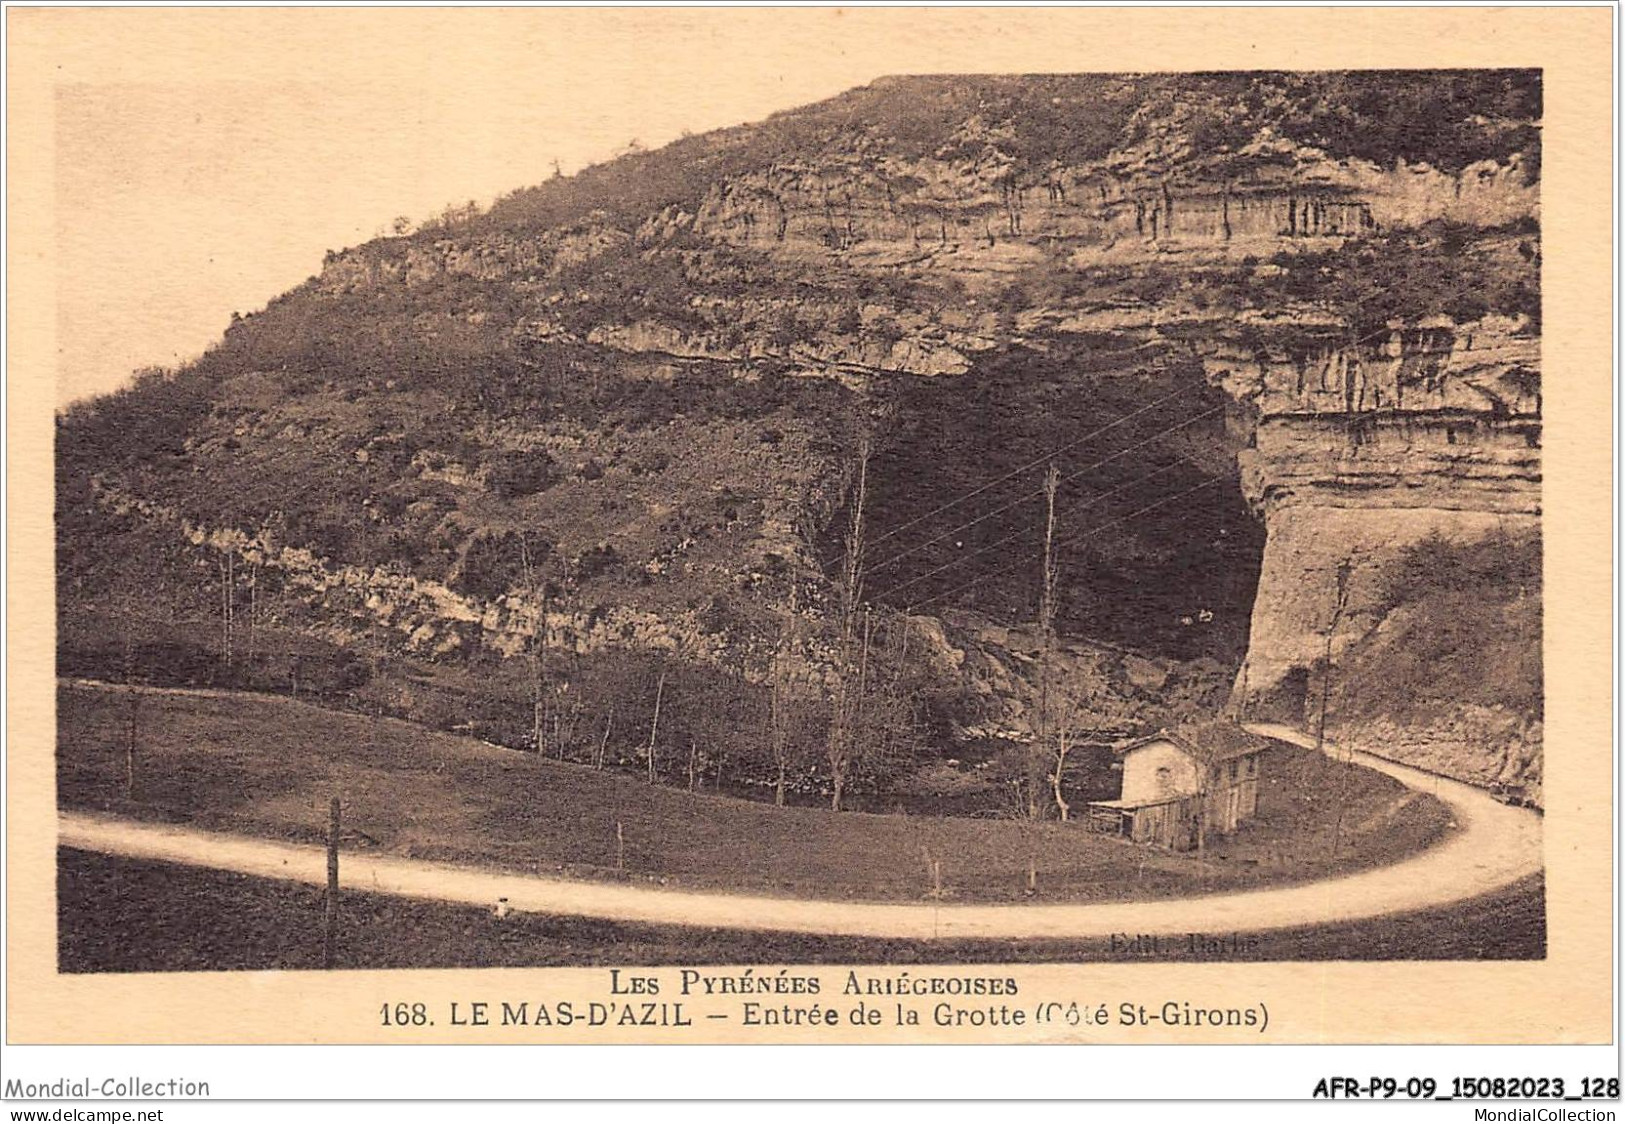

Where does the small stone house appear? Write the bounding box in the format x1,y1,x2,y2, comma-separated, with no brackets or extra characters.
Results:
1084,722,1268,851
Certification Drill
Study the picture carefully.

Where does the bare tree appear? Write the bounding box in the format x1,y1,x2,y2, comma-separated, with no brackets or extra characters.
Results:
1050,723,1075,822
244,552,259,664
825,434,870,811
552,675,583,764
217,550,235,668
769,585,800,806
516,534,559,756
1325,557,1357,856
594,705,614,771
243,513,286,669
859,609,927,793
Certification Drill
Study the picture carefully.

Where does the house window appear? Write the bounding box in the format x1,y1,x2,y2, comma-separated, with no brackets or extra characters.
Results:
1155,766,1174,795
1228,760,1239,783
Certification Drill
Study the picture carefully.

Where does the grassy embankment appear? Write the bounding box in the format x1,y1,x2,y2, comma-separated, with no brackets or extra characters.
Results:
59,682,1450,904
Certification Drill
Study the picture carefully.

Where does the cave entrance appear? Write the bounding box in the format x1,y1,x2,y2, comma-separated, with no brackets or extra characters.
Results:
858,344,1266,666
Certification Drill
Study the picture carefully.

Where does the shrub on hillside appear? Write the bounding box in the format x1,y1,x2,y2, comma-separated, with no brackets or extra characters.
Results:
454,530,555,603
485,449,559,499
1335,530,1542,725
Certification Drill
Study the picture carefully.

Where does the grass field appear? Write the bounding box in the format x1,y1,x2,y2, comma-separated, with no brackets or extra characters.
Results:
57,848,1545,970
58,682,1451,904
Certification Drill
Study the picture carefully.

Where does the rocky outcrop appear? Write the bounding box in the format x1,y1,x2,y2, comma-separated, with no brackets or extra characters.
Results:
582,312,993,379
93,480,733,668
683,143,1534,269
287,127,1549,804
1203,315,1542,802
1237,505,1537,691
316,219,631,295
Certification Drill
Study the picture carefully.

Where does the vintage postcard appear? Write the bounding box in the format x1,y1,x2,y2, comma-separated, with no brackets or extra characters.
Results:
3,5,1615,1071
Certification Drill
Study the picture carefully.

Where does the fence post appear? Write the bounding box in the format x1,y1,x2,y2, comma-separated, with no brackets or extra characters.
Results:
125,685,139,801
323,796,340,969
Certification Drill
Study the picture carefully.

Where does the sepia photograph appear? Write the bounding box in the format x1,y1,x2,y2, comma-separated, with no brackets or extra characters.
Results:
4,6,1614,1071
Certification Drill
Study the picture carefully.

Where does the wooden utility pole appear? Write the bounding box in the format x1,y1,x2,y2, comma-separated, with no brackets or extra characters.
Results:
1194,765,1209,880
323,796,340,969
1325,558,1356,856
125,687,139,801
225,551,233,667
1033,463,1060,820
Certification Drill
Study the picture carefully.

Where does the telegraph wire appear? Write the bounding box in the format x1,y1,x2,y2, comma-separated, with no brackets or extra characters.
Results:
863,402,1228,577
900,474,1234,615
873,454,1216,607
863,379,1207,550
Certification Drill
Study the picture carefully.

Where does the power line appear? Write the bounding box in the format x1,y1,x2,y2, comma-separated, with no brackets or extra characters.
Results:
864,402,1228,577
863,379,1207,551
873,454,1218,607
809,255,1534,624
902,474,1234,615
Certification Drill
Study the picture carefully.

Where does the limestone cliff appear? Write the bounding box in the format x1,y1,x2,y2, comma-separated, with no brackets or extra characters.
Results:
1212,316,1541,802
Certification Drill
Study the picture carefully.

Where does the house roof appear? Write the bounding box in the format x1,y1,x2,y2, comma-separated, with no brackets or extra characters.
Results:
1112,721,1268,764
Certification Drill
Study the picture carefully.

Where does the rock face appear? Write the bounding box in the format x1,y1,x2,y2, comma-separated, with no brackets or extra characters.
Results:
92,479,731,666
1222,318,1539,676
1210,317,1542,802
688,152,1532,264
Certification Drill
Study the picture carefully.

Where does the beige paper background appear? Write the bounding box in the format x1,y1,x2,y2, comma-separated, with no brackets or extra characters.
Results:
6,6,1614,1045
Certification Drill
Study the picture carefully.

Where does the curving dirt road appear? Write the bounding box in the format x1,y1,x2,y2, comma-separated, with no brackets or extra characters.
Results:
57,722,1542,940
